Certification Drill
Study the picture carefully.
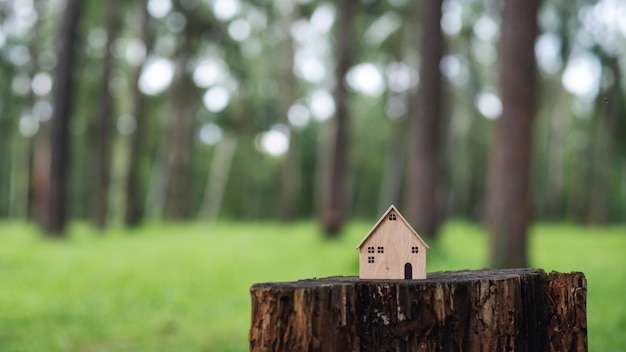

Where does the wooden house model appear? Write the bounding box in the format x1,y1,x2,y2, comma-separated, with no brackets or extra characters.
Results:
356,205,429,279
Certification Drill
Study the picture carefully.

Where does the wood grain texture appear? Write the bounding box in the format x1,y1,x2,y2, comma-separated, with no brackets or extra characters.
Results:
249,269,587,352
357,205,429,280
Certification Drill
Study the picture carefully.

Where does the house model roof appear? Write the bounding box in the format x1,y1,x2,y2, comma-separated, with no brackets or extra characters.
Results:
356,204,430,250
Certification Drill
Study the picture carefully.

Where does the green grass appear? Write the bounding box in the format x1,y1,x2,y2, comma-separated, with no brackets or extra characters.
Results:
0,220,624,351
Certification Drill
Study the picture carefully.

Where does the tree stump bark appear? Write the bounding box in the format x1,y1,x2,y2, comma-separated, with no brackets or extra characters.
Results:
249,269,586,352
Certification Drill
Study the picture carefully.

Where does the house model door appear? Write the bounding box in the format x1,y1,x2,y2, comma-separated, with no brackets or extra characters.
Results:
404,263,412,279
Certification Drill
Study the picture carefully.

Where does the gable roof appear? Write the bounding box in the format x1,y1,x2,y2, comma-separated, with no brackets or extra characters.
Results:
356,204,430,250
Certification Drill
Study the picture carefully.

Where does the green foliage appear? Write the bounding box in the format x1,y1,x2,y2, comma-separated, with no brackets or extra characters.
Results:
0,221,624,351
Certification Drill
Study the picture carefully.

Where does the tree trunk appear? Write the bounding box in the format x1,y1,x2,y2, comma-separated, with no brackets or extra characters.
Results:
161,50,197,219
24,0,47,222
278,4,300,222
542,86,568,220
587,55,622,224
94,0,120,229
603,56,625,222
459,34,488,221
124,0,153,227
587,115,608,224
407,0,445,238
0,101,9,217
320,0,355,236
46,0,83,236
32,135,51,227
378,119,407,214
249,269,587,352
487,0,541,267
198,134,237,221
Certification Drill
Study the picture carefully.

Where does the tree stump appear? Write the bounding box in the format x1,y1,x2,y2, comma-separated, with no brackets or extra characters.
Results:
249,269,587,351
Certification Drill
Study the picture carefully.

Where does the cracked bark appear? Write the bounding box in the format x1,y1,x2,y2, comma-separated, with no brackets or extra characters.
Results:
249,269,587,352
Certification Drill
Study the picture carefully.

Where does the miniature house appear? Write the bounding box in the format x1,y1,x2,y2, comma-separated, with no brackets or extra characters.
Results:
356,205,429,280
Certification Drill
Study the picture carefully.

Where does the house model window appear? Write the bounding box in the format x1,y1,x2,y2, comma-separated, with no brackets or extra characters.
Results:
356,205,429,280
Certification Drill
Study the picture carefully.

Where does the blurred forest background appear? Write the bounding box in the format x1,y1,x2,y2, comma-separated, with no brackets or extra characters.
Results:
1,0,625,254
2,0,626,350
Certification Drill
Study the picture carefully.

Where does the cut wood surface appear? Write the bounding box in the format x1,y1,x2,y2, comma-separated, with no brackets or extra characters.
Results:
249,269,587,352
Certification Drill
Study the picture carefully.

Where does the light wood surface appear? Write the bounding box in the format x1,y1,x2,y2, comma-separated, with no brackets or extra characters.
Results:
357,205,429,279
